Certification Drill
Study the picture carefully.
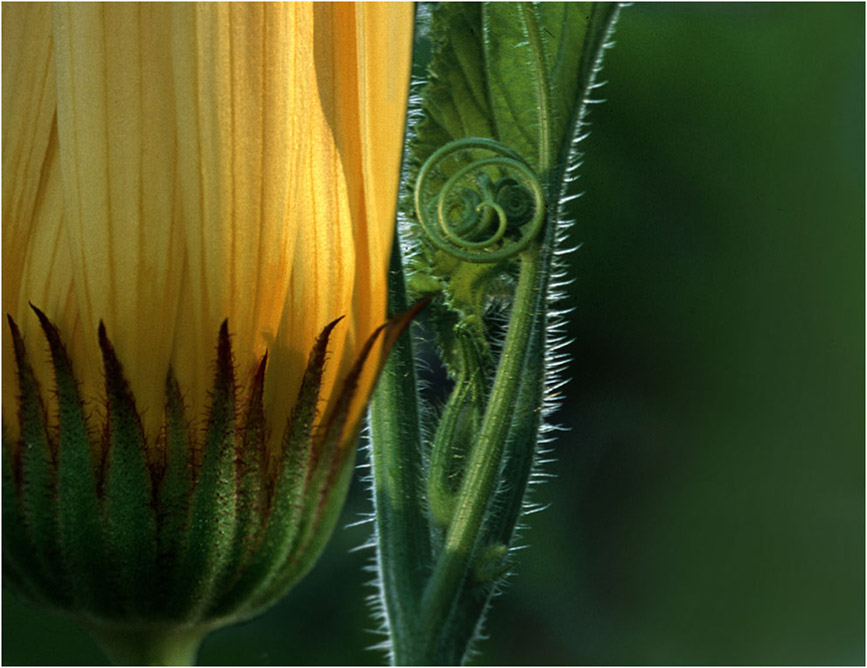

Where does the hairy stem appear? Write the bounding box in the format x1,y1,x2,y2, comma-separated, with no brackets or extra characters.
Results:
368,240,431,664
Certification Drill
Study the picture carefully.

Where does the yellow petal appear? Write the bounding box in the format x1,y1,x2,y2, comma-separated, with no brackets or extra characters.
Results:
51,4,184,442
170,3,301,424
5,1,412,458
1,4,70,434
263,3,356,445
286,3,413,445
346,2,414,435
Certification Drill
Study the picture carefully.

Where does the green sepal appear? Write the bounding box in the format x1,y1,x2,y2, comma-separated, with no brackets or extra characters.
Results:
31,305,115,616
6,315,68,605
213,354,268,600
250,435,356,612
169,320,237,619
98,322,159,614
5,302,407,661
251,322,388,609
156,371,193,600
2,425,58,608
215,318,339,619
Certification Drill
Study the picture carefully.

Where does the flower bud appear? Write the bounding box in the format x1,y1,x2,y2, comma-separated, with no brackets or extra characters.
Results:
2,3,413,663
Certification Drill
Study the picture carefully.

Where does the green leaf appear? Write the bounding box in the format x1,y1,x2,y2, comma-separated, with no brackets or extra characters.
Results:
406,1,621,334
412,2,616,175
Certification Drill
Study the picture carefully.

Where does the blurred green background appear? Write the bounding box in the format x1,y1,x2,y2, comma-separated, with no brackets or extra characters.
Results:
4,3,863,665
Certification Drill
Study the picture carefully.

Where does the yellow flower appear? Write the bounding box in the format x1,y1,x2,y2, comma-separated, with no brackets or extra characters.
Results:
2,2,412,661
3,2,411,454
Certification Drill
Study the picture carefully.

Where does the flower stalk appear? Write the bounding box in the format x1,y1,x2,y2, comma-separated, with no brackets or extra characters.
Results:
83,625,209,667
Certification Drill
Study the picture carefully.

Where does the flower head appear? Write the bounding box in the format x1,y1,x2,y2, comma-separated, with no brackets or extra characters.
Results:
2,1,412,657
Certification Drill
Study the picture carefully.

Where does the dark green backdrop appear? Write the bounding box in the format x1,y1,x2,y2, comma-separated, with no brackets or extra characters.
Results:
4,3,863,665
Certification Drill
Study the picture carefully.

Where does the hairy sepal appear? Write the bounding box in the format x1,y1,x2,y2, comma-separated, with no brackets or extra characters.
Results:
212,319,339,619
4,299,422,636
6,316,68,606
31,305,116,616
168,320,238,619
99,322,159,614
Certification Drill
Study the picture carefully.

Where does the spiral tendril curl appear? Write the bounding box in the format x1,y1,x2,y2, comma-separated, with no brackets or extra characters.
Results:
415,138,545,264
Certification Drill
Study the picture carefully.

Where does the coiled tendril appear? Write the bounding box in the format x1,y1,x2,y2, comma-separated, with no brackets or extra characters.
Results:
414,138,545,263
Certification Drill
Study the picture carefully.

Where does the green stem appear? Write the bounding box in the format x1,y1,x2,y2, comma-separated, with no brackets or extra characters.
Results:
86,623,209,666
417,237,548,664
416,7,555,662
426,323,492,530
368,239,431,664
370,3,574,663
